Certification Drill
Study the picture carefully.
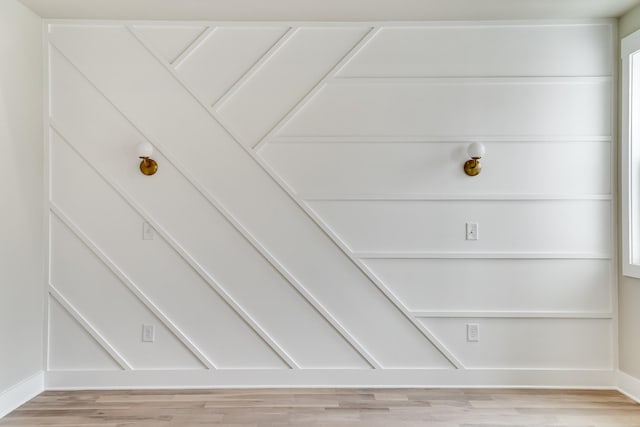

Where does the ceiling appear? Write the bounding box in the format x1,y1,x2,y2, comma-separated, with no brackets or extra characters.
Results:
17,0,640,21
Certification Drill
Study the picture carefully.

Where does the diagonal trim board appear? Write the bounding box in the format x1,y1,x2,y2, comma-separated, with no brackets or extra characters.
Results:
132,25,207,64
251,28,380,152
168,26,214,68
49,24,461,369
48,286,132,370
208,26,298,109
50,204,217,370
127,25,464,368
48,298,123,371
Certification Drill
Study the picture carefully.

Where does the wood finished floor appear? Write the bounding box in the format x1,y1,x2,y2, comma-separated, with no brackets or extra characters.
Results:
1,388,639,427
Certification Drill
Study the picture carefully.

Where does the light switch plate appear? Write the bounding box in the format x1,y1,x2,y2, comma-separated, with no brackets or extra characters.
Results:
142,324,155,342
467,323,480,342
142,222,155,240
466,222,479,240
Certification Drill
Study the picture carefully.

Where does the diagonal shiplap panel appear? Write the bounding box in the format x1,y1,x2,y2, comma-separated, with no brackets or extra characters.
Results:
215,26,370,146
174,26,289,105
48,298,122,371
50,216,205,370
49,48,371,369
50,131,290,369
133,25,206,64
49,24,453,369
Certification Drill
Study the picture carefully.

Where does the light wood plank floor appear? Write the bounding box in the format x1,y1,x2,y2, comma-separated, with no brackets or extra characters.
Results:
1,389,639,426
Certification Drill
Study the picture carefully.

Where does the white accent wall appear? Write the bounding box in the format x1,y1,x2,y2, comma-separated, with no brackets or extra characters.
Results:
45,21,617,388
0,0,44,412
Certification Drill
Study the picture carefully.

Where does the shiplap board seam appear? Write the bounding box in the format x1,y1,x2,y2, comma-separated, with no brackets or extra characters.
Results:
252,26,378,151
411,311,614,319
49,124,299,370
51,39,378,369
49,203,216,370
125,26,411,370
167,26,213,68
211,26,297,109
356,252,612,259
48,286,131,370
300,194,614,201
267,136,613,144
129,24,465,370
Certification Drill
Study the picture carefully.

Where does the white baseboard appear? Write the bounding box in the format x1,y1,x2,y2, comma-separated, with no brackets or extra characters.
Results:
45,369,615,390
617,370,640,403
0,371,44,418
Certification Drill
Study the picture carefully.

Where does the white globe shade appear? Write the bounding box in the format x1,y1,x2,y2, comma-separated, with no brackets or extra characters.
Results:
467,142,485,159
137,142,154,158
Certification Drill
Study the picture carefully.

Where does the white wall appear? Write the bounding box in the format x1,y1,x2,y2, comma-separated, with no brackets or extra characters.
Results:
45,21,616,388
619,4,640,387
0,0,44,410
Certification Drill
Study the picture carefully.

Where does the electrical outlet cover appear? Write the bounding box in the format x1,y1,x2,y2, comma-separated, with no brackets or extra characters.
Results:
467,323,480,342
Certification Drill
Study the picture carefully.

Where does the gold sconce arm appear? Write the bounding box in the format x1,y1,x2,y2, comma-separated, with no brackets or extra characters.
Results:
136,142,158,176
463,142,486,177
139,156,158,176
463,158,482,176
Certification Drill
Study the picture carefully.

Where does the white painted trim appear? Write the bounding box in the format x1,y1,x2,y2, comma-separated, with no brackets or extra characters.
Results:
167,26,211,68
301,194,614,201
42,19,617,29
42,20,52,376
0,372,44,419
48,287,132,370
211,26,297,110
607,22,618,372
250,26,378,151
617,371,640,404
329,76,613,84
356,252,612,259
50,204,217,370
44,368,615,390
411,311,614,319
268,136,613,143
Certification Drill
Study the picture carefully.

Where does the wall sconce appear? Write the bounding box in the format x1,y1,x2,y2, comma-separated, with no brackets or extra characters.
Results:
137,142,158,176
463,142,485,177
